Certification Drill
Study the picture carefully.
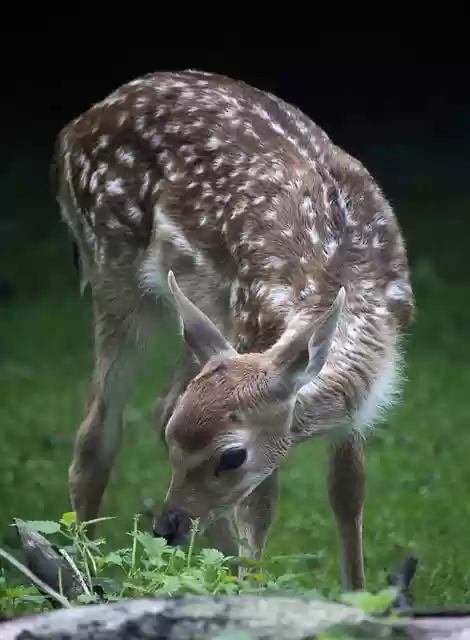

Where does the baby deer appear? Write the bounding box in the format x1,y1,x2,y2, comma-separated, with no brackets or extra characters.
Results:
52,69,414,589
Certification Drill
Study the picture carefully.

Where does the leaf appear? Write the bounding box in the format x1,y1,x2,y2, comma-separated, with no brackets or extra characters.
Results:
180,574,209,594
113,548,133,561
60,512,76,527
76,593,99,604
216,582,239,595
136,532,169,559
158,575,182,594
272,572,304,585
101,552,124,567
339,587,399,613
122,582,152,594
250,572,266,583
104,593,123,602
199,548,225,566
237,556,264,568
92,576,121,595
138,570,164,580
22,520,61,535
220,574,238,584
6,587,27,598
15,594,47,604
143,557,166,571
87,537,107,550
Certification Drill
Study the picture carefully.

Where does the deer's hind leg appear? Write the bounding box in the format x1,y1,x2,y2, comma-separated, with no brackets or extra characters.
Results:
327,433,366,590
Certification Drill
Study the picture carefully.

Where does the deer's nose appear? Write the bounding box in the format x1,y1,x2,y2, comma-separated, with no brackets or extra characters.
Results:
152,508,193,546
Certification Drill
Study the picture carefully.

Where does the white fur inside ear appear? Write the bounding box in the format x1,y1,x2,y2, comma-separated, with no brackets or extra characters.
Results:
301,287,345,384
175,311,185,337
167,269,178,295
266,286,346,396
303,335,332,382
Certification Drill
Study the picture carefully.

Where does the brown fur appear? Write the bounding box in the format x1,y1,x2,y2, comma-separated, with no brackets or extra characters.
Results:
172,355,271,452
52,69,415,589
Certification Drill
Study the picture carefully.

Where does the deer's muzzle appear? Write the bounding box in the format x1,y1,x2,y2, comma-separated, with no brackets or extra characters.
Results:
152,506,194,546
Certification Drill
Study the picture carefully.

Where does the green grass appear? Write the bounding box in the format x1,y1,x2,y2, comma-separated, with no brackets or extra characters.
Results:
1,201,470,608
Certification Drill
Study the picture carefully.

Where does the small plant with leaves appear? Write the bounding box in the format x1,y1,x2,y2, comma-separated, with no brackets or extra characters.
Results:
0,512,310,615
0,511,405,626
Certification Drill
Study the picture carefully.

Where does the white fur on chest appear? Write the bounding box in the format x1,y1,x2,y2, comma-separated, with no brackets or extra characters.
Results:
295,339,404,440
351,343,403,435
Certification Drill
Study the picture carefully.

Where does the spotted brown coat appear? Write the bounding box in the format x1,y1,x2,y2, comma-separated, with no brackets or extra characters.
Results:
52,69,415,590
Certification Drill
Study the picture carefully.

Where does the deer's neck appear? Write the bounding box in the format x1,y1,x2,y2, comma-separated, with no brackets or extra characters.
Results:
230,274,334,353
229,234,400,438
291,321,401,440
227,176,347,353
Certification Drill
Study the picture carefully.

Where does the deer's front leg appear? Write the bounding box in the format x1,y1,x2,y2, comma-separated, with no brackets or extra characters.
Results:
205,515,239,559
69,297,150,531
204,472,278,577
234,470,279,569
155,347,201,441
327,434,365,590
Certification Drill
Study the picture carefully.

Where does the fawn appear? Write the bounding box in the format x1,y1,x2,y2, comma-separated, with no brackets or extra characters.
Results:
52,69,414,589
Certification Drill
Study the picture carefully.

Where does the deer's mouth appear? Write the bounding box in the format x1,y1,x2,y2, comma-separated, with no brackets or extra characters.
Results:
152,506,194,546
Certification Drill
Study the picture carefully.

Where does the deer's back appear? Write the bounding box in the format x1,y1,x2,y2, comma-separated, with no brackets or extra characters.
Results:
53,69,414,334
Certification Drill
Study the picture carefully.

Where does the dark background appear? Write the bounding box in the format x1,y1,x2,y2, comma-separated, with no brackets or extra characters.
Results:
1,47,470,605
2,48,469,278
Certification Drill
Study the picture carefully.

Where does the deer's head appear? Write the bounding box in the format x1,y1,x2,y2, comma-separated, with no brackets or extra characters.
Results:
152,271,345,545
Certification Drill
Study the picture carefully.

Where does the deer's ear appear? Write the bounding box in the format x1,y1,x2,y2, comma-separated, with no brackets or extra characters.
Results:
167,271,236,366
265,287,345,397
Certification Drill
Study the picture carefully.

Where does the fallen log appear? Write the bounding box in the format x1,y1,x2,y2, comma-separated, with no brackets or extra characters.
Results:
14,519,85,604
2,594,470,640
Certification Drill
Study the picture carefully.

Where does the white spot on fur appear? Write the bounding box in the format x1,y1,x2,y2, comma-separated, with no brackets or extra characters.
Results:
265,285,294,313
308,227,320,244
89,172,98,193
205,136,222,150
386,280,410,301
106,178,125,195
153,206,193,255
127,205,142,221
116,148,135,167
263,256,286,270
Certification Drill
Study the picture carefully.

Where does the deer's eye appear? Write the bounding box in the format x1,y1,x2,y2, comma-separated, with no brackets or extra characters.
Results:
215,447,247,475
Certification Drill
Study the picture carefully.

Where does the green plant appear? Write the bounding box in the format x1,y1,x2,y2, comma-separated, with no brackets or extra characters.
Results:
0,512,402,623
0,512,316,616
